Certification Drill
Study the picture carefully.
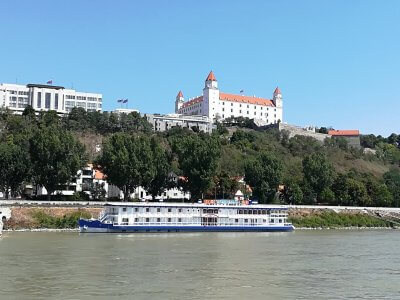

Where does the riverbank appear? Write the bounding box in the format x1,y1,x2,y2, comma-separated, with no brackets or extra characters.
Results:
1,203,399,230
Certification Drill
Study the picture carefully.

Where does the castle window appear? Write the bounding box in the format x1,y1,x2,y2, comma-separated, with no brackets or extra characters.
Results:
247,111,249,114
254,112,256,115
231,109,233,112
231,103,233,106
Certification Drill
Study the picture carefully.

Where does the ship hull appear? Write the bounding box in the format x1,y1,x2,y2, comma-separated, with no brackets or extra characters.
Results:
79,219,295,233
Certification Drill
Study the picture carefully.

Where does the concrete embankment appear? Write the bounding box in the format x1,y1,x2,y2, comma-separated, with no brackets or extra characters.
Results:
1,201,400,230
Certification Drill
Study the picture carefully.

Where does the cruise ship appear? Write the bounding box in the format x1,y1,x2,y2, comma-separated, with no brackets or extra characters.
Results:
79,200,295,233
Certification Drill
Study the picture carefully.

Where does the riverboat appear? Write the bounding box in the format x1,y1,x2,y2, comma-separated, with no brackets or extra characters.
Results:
79,200,295,233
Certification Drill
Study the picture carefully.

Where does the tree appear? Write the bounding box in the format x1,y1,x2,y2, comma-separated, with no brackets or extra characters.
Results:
383,169,400,207
346,178,371,206
29,125,87,200
244,152,283,203
213,171,239,199
144,137,172,200
95,133,155,201
172,133,221,201
0,138,31,199
302,153,334,202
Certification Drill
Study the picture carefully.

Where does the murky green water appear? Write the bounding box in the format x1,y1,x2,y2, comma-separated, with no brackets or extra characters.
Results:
0,230,399,299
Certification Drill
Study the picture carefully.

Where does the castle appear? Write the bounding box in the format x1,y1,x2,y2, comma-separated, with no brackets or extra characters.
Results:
175,71,283,125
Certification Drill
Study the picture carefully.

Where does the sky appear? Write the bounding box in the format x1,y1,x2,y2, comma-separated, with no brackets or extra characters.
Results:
1,0,399,136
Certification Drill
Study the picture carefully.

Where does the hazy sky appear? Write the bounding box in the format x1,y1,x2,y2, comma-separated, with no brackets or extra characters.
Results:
1,0,399,135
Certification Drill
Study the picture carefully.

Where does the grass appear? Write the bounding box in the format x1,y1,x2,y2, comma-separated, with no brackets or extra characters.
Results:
289,211,392,228
31,209,92,229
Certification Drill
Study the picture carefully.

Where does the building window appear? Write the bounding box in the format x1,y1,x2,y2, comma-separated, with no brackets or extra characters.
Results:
37,92,42,108
55,94,59,110
45,93,51,109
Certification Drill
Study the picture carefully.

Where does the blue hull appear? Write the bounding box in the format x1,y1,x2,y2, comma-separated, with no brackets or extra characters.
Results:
79,219,295,233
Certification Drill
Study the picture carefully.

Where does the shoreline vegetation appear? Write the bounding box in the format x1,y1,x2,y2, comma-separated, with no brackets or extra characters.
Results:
289,211,393,228
1,206,398,231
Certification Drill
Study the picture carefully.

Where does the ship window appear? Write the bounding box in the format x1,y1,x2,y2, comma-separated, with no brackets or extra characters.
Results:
262,210,266,214
157,218,161,222
248,210,252,215
146,208,150,212
122,207,127,212
168,218,171,222
178,218,182,222
279,219,282,223
214,209,218,214
271,219,274,223
178,208,182,213
235,219,239,223
157,208,161,212
135,218,139,222
122,218,129,223
238,210,243,214
244,219,248,223
168,208,172,212
263,219,267,223
258,210,262,215
135,208,139,212
146,218,150,222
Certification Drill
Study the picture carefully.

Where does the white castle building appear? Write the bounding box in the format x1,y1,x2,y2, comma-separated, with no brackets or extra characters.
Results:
0,83,102,114
175,71,283,124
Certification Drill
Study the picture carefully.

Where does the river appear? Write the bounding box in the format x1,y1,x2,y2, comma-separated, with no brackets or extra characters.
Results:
0,230,399,299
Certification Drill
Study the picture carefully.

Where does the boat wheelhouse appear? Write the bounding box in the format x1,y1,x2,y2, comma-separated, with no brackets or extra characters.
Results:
79,201,294,233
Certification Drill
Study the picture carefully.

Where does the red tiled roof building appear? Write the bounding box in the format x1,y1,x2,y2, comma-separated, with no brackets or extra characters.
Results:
175,71,283,125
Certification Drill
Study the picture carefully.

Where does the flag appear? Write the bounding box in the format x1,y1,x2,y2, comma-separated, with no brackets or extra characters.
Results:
240,90,244,93
47,80,53,85
117,99,123,103
123,99,128,103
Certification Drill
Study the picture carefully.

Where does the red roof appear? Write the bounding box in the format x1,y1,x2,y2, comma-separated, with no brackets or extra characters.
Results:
180,96,203,109
328,130,360,136
274,87,281,94
219,92,274,107
94,169,105,180
206,71,217,81
177,90,183,98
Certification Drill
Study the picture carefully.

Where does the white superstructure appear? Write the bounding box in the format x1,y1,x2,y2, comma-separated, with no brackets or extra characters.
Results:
175,71,283,124
0,83,102,114
79,201,295,233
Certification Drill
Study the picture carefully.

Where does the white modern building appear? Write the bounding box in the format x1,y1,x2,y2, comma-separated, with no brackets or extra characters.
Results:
175,71,283,125
0,83,102,114
146,113,214,133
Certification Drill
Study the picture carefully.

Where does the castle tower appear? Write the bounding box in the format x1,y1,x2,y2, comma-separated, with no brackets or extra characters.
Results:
202,71,219,119
175,90,184,113
272,87,282,108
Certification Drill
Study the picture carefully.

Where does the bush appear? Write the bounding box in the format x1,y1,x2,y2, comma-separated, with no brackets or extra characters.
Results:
31,209,92,228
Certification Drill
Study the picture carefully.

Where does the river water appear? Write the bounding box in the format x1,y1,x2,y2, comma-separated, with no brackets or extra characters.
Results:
0,230,399,299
